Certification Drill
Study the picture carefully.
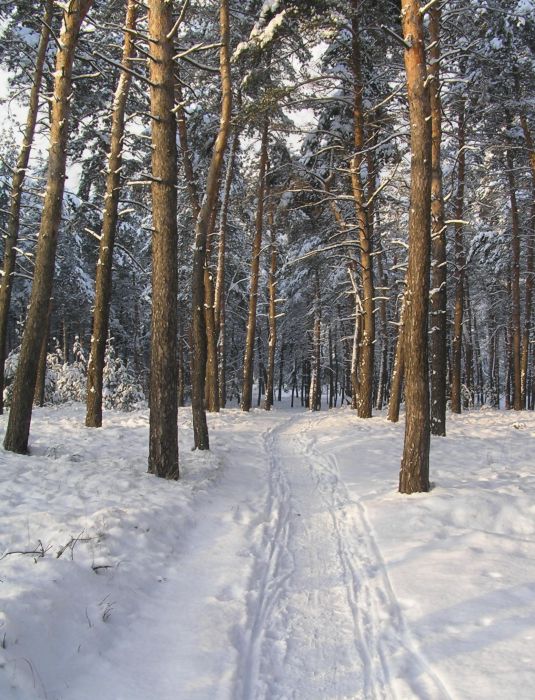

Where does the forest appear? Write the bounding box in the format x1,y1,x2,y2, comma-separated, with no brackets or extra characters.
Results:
1,2,535,698
0,0,533,489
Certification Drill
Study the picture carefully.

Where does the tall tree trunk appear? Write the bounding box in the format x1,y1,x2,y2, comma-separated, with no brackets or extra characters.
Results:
0,0,54,415
374,235,389,410
147,0,179,478
4,0,93,454
519,135,535,409
464,282,474,408
428,6,448,435
450,102,466,415
86,0,137,428
310,271,322,411
264,196,277,411
191,0,232,446
241,118,269,411
350,1,374,418
398,0,432,494
505,141,523,411
214,130,239,409
204,210,220,413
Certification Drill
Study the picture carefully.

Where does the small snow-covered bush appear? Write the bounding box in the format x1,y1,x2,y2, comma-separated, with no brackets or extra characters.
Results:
3,337,145,410
2,347,19,406
51,336,87,403
102,340,144,411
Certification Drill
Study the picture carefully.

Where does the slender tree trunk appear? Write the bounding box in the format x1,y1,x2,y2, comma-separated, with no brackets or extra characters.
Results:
241,118,269,411
264,196,277,410
214,130,239,409
505,140,523,411
505,323,512,410
388,300,405,423
473,311,484,406
310,271,322,411
34,299,52,408
350,1,374,418
399,0,432,494
147,0,179,478
450,102,466,415
177,328,185,408
464,281,474,408
0,0,53,415
328,326,334,409
517,107,535,408
277,337,284,402
204,213,220,412
191,0,232,446
86,0,137,428
428,7,448,435
374,236,389,410
494,326,501,408
4,0,93,454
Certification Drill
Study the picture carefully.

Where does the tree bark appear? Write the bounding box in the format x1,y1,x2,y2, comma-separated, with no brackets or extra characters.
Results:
388,299,405,423
450,102,466,415
309,271,322,411
4,0,93,454
505,140,523,411
86,0,137,428
350,0,374,418
428,7,448,435
516,92,534,409
191,0,232,446
398,0,432,494
241,118,269,411
214,129,239,409
147,0,179,478
264,195,277,410
0,0,54,415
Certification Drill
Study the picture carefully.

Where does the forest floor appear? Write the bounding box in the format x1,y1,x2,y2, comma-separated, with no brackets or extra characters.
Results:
1,401,534,700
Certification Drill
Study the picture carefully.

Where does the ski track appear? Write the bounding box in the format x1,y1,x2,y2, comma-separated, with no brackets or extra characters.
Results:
234,412,452,700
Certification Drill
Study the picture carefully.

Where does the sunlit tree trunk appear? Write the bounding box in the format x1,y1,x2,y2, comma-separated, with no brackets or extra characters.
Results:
86,0,137,428
399,0,432,494
350,0,374,418
191,0,232,446
147,0,179,478
4,0,93,454
0,0,54,415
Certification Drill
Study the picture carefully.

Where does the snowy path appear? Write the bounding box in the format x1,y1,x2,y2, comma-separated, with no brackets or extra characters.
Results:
235,413,450,700
2,404,535,700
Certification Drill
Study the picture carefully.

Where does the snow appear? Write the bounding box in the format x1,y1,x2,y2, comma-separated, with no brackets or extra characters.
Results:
1,402,535,699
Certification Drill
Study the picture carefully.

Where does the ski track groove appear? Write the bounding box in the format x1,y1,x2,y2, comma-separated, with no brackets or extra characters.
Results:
234,411,453,700
303,413,453,700
235,418,295,700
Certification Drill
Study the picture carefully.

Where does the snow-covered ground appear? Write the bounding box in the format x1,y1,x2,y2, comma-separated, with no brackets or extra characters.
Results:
1,402,534,699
